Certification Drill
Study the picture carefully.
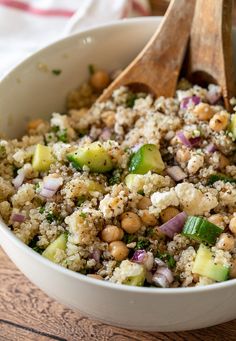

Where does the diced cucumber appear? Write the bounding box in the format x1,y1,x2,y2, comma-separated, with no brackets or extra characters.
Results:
32,144,54,172
117,260,145,286
129,144,164,175
67,142,113,173
229,113,236,138
182,216,222,245
125,174,143,192
42,233,67,263
192,244,229,282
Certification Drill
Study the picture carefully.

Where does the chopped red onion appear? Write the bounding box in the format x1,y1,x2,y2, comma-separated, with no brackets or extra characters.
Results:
159,212,187,239
92,249,101,263
206,84,221,104
100,128,112,141
11,213,25,223
132,250,154,270
12,170,25,189
152,273,169,288
188,136,201,146
156,267,174,284
131,250,146,263
154,258,166,267
205,143,217,153
40,187,56,198
43,176,63,192
180,96,201,110
177,131,201,148
176,131,192,147
166,166,187,182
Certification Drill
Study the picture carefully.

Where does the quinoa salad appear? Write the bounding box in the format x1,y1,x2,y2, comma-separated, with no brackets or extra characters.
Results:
1,67,236,289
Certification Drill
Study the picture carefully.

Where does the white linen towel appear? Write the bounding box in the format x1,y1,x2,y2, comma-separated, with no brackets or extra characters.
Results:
0,0,150,77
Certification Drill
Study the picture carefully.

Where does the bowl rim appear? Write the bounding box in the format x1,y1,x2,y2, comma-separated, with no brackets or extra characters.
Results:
0,17,235,294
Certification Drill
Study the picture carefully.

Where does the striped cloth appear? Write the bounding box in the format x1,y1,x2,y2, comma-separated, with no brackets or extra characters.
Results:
0,0,150,77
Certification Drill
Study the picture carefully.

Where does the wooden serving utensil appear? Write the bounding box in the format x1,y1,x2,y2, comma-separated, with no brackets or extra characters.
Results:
186,0,235,110
98,0,196,102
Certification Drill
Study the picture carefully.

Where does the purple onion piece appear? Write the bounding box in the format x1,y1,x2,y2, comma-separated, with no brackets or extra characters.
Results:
154,258,166,267
12,171,25,189
159,212,188,239
131,250,146,263
156,267,174,284
92,249,101,263
188,136,201,146
166,166,187,182
205,143,217,153
206,85,222,104
11,213,25,223
176,131,192,147
40,187,56,198
100,128,112,141
43,177,63,192
180,96,201,110
152,273,169,288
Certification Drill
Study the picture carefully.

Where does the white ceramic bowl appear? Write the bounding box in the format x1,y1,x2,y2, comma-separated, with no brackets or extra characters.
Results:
0,18,236,332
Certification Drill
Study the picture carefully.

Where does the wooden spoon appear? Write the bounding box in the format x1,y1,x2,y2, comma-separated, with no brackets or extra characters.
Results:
98,0,196,102
186,0,235,110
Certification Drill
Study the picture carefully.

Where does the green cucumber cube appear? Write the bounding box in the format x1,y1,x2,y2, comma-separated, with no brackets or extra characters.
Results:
67,142,113,173
42,233,67,263
129,144,164,175
192,244,229,282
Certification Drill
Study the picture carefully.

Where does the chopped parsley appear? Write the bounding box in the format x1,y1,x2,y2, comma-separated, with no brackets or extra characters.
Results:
108,169,121,186
39,206,45,214
80,212,87,218
77,196,86,207
88,64,95,75
57,129,68,143
126,93,138,108
29,236,43,254
123,234,137,244
51,126,60,133
156,252,176,268
0,145,6,158
52,69,62,76
134,238,150,251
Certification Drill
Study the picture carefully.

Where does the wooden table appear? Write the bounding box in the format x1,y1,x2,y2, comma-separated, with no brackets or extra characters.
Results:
1,1,236,340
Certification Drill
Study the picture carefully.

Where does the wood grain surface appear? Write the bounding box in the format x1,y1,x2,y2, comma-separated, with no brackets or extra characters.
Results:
1,1,236,340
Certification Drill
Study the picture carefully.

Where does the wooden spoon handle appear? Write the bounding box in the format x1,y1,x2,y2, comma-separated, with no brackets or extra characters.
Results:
187,0,235,110
99,0,196,102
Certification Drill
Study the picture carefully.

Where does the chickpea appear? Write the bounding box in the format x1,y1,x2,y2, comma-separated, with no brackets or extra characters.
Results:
121,212,142,234
229,217,236,235
137,197,152,210
218,153,230,170
109,241,129,261
140,210,157,226
209,111,229,132
90,70,110,91
208,214,225,229
230,259,236,278
101,110,116,128
101,225,124,243
193,103,214,121
176,148,191,163
160,207,180,223
27,118,44,131
216,233,235,251
87,274,103,280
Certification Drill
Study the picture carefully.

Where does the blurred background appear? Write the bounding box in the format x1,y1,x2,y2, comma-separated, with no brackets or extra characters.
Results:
0,0,235,77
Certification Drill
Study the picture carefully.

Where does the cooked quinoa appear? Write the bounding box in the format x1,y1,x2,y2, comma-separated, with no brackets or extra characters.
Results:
1,68,236,288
